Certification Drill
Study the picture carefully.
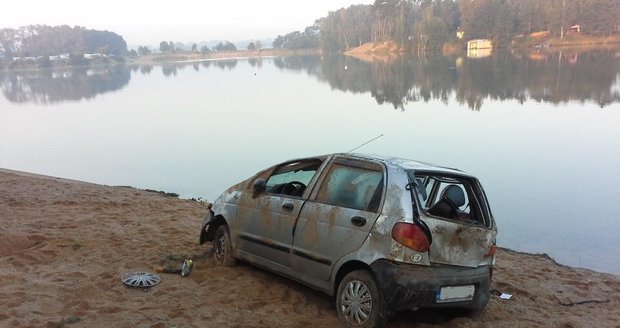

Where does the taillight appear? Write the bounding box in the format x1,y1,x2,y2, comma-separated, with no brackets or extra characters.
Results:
391,222,431,252
486,245,497,257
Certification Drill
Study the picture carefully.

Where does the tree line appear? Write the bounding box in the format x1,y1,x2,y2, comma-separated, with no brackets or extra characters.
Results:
0,25,127,59
2,1,617,62
273,0,620,52
152,40,263,54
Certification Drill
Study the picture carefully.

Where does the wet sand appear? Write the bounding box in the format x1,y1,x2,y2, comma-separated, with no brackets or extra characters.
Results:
1,168,618,327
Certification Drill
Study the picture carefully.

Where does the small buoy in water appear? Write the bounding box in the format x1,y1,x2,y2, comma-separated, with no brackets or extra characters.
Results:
344,65,348,70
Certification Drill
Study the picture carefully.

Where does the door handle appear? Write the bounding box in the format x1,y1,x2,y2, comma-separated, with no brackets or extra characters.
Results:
282,203,294,211
351,216,366,227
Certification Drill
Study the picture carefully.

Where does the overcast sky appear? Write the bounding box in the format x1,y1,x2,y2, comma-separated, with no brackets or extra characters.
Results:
2,0,375,46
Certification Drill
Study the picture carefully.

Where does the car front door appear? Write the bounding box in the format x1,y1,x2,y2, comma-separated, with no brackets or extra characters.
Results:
291,157,384,280
235,158,324,270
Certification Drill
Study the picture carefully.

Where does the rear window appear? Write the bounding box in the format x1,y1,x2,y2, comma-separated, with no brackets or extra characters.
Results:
410,172,492,227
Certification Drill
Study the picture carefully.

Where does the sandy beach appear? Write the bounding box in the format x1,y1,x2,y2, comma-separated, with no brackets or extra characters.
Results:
1,168,618,327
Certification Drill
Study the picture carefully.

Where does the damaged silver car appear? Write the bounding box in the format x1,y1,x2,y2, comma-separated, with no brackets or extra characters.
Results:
199,153,497,327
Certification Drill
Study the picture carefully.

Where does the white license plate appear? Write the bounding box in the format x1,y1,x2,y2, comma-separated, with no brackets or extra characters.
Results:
436,285,475,303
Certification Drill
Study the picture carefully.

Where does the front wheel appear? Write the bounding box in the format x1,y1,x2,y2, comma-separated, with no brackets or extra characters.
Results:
213,224,236,267
336,270,388,328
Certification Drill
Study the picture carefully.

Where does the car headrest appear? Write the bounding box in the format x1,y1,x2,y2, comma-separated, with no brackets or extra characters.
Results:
442,184,465,208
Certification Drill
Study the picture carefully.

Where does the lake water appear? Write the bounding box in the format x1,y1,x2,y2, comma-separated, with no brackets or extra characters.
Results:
1,50,619,274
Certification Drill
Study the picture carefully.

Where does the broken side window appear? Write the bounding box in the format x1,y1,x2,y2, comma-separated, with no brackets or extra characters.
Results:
266,159,323,197
411,172,491,227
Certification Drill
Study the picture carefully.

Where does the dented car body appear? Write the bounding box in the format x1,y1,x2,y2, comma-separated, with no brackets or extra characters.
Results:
200,153,497,327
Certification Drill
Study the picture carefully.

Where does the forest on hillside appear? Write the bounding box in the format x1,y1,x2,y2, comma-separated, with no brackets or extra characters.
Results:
1,0,619,64
0,25,127,58
274,0,620,52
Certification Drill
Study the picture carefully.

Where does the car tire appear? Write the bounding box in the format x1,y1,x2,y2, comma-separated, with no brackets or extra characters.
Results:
213,224,236,267
336,270,388,328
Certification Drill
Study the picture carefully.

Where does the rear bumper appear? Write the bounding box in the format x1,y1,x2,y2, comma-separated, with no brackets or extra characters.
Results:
370,260,491,311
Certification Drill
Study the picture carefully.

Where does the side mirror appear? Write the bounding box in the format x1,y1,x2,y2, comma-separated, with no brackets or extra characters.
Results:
252,179,266,198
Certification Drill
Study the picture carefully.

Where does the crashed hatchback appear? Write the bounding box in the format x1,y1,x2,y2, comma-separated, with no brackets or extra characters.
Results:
199,153,497,327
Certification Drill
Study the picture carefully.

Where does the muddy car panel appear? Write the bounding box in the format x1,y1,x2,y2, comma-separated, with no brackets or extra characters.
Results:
201,153,497,312
411,171,496,268
370,260,492,311
224,157,329,271
291,156,385,280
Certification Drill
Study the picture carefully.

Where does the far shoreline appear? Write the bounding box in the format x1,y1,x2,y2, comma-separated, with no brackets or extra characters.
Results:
124,48,320,66
3,34,619,72
129,35,620,66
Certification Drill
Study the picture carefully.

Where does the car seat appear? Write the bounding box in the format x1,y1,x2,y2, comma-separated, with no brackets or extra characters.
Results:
428,184,465,220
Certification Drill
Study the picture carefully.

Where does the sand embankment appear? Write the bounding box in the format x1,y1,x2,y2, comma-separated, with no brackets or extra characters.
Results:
1,168,618,327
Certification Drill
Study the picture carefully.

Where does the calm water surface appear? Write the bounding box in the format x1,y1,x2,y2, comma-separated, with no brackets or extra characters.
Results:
1,50,619,274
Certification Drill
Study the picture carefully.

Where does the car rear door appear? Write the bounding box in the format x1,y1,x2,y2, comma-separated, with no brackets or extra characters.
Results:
291,157,385,280
414,172,496,267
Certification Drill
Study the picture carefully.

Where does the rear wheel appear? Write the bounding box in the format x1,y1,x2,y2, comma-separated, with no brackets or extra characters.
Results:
336,270,388,328
213,224,236,267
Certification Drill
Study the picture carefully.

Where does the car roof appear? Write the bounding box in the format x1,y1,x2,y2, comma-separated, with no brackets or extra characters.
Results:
281,153,474,178
339,153,472,177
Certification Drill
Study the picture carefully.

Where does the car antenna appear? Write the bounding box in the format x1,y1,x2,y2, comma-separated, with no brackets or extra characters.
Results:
347,134,384,153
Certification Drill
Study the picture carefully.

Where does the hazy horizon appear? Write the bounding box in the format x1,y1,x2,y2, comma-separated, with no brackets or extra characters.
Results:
2,0,374,46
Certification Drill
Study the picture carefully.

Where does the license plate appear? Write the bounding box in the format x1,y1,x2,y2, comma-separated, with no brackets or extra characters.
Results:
436,285,475,303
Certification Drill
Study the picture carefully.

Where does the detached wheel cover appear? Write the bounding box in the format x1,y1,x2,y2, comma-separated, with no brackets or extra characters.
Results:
121,272,161,288
341,279,373,325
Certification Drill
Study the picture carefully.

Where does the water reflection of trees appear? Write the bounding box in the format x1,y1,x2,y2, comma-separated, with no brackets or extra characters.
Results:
139,65,153,75
215,60,238,70
156,59,241,77
0,66,131,104
4,52,617,108
455,51,620,109
275,51,620,110
162,65,178,77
